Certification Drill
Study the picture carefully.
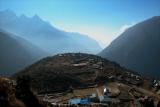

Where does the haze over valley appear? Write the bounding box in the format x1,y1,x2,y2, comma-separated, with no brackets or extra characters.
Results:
0,0,160,107
0,10,102,75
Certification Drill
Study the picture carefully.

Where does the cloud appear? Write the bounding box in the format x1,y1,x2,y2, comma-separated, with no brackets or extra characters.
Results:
119,22,136,34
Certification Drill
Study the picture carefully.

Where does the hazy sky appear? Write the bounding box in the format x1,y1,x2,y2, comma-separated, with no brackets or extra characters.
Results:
0,0,160,48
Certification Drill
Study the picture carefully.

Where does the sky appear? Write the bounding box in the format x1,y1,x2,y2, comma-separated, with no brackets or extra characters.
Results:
0,0,160,48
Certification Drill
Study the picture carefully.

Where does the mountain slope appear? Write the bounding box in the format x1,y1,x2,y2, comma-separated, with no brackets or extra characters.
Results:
0,29,46,75
0,10,101,54
13,53,142,93
99,16,160,78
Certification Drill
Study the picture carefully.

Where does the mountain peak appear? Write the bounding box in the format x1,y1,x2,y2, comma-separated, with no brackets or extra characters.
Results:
32,14,41,20
3,9,15,14
0,9,17,17
20,14,28,19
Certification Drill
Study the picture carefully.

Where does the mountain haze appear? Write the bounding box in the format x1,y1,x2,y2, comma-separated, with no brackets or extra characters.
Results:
0,10,102,54
99,16,160,78
0,29,46,75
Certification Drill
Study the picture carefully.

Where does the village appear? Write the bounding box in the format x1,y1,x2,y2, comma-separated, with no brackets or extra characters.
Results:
38,79,160,107
0,53,160,107
37,53,160,107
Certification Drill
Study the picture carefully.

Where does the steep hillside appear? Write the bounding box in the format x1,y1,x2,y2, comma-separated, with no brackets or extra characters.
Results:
0,77,25,107
0,10,101,54
99,16,160,78
13,53,143,94
0,77,46,107
0,29,46,75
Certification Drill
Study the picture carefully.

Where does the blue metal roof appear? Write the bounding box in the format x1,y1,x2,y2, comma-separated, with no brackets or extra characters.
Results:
69,98,91,105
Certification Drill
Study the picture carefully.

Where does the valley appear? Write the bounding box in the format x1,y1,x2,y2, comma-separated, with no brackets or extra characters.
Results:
0,1,160,107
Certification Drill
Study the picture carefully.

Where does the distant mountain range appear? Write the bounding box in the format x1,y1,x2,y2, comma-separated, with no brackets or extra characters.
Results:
0,29,46,75
99,16,160,79
0,10,102,54
0,10,102,75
